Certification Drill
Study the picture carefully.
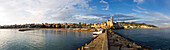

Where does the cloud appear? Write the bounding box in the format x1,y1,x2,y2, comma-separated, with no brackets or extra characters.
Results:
87,13,136,18
136,6,146,10
140,20,170,24
88,6,97,12
162,23,169,26
151,12,170,19
85,13,139,22
113,14,139,22
72,15,104,23
132,9,149,14
133,8,170,27
86,14,110,17
133,9,170,19
133,6,170,19
0,0,92,25
100,0,109,10
133,0,144,4
113,13,137,18
161,23,170,28
124,20,138,22
71,13,139,23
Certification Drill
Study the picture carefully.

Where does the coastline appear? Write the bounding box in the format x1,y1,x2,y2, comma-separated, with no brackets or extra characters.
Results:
38,28,97,32
0,28,97,32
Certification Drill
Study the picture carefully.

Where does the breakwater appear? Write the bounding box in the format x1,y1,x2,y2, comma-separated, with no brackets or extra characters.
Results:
82,32,108,50
81,29,149,50
107,30,149,50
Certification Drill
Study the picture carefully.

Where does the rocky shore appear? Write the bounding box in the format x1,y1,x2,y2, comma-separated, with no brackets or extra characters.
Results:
107,29,150,50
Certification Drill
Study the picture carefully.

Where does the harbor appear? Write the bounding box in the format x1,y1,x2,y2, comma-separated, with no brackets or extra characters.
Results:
0,0,170,50
13,16,152,50
1,28,170,50
17,28,150,50
9,28,170,50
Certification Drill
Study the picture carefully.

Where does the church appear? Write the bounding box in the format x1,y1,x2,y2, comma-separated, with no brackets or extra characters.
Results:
106,16,117,27
92,16,123,29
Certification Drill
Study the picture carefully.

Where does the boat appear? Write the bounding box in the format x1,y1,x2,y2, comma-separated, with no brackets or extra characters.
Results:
93,31,103,35
19,28,35,31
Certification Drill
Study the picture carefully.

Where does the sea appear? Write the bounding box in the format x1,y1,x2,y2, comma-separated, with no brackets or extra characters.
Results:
0,29,94,50
114,28,170,50
1,28,170,50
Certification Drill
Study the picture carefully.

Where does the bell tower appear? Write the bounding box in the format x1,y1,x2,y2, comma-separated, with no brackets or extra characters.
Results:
110,16,113,23
110,16,113,27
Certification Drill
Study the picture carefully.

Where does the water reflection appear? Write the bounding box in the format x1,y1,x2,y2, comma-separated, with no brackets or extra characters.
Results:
44,30,94,38
0,29,93,50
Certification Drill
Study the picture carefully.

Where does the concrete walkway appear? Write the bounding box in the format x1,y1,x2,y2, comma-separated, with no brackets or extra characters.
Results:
83,32,108,50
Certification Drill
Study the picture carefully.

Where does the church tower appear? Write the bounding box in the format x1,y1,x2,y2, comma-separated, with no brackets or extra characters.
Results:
110,16,113,23
110,16,113,27
106,16,114,27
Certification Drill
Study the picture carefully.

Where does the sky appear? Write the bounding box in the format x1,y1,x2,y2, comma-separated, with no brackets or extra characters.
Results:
0,0,169,28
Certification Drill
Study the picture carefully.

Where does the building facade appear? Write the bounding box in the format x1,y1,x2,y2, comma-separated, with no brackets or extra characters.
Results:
107,16,114,27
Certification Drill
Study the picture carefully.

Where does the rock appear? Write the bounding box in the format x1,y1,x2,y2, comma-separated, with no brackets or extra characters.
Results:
136,46,142,48
121,48,134,50
107,30,149,50
108,40,114,43
110,46,119,50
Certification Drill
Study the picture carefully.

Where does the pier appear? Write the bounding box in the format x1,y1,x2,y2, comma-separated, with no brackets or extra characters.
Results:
81,29,149,50
83,31,108,50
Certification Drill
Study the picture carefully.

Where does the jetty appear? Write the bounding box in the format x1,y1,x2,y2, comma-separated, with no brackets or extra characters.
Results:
83,31,108,50
81,29,149,50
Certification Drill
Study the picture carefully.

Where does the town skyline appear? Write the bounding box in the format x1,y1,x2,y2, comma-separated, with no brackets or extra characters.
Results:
0,0,169,28
0,16,158,29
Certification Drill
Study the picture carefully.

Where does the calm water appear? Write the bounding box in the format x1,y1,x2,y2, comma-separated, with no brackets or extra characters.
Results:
114,28,170,50
0,29,94,50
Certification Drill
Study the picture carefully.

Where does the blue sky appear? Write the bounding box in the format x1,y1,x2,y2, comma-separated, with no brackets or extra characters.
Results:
0,0,169,28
